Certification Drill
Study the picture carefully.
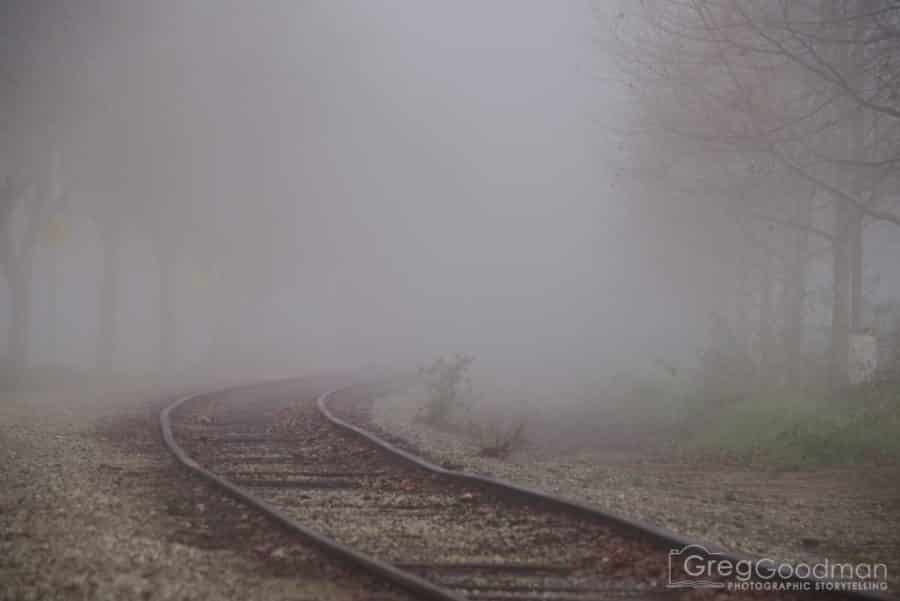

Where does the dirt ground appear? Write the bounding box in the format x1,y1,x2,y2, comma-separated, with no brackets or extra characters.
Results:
0,385,414,601
370,389,900,598
3,382,896,600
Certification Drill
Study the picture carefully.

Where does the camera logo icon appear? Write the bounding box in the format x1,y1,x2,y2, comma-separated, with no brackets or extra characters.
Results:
667,544,726,589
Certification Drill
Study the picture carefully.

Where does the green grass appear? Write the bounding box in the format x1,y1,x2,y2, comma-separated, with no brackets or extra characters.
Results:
678,381,900,468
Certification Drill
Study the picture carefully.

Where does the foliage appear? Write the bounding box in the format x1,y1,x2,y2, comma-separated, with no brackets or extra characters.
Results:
195,395,221,426
417,354,474,426
610,1,900,388
678,381,900,468
469,415,527,459
873,300,900,380
415,355,527,458
595,315,900,468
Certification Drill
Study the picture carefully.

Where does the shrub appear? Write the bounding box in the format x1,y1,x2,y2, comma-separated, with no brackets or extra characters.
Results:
417,354,473,426
195,395,221,425
679,382,900,467
471,416,527,458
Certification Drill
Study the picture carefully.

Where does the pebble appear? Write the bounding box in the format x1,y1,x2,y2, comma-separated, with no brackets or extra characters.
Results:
1,390,416,601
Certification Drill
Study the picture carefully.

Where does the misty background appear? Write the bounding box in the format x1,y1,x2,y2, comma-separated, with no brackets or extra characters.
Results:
2,0,899,402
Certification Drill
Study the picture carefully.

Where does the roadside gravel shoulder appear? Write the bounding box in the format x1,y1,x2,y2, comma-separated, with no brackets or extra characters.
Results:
0,387,411,601
370,389,900,598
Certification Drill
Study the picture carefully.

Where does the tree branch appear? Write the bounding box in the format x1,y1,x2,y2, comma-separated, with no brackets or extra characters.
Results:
741,209,834,241
772,147,900,227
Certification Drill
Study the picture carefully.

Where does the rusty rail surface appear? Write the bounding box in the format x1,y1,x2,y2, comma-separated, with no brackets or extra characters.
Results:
161,378,891,601
316,386,890,601
161,383,466,601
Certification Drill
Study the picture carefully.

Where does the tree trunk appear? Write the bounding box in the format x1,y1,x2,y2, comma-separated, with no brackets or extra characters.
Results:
758,255,775,384
156,240,177,376
782,190,812,384
45,153,63,363
3,180,42,375
96,222,121,372
828,4,859,390
830,200,851,389
849,208,863,333
734,250,751,353
8,261,31,373
47,254,57,362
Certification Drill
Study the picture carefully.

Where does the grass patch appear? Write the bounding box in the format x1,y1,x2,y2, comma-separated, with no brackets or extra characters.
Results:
678,381,900,468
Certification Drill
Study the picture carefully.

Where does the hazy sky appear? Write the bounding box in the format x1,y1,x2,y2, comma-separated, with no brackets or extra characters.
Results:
3,1,896,389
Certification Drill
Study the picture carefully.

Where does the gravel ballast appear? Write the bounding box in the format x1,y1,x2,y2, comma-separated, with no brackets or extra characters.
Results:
370,387,900,598
0,386,414,601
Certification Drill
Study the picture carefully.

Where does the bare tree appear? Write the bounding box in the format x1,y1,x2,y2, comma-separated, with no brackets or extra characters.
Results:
609,0,900,386
0,163,67,373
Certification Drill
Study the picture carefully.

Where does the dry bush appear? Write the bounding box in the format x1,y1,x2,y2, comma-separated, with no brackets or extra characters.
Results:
194,396,220,425
417,354,473,426
468,414,527,459
270,403,304,432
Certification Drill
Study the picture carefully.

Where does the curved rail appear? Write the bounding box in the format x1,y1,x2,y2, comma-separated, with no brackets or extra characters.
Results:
160,380,892,601
161,384,466,601
316,386,892,601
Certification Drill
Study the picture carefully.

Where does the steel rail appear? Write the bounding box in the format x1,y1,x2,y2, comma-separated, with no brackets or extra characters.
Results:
159,379,892,601
317,385,893,601
160,384,466,601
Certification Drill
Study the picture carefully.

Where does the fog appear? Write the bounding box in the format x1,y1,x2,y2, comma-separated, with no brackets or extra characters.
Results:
4,6,900,597
2,0,899,400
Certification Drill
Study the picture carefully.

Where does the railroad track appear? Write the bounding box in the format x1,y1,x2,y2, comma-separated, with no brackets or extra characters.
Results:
161,377,890,601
